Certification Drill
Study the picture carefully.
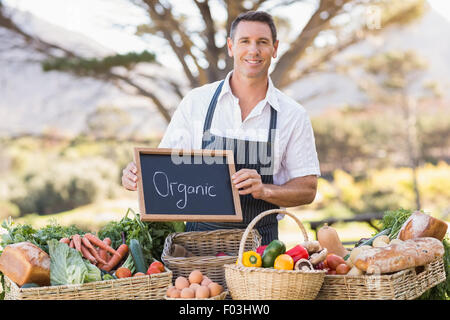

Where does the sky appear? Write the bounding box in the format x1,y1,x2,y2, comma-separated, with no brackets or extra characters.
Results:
1,0,318,68
3,0,450,68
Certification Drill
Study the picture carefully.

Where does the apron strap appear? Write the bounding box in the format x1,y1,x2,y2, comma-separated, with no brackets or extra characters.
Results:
267,107,277,158
202,80,224,135
202,80,278,153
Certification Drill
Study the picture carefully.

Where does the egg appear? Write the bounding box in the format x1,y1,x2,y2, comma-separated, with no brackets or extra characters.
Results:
188,270,203,284
166,285,176,297
208,282,223,297
180,287,195,298
189,283,201,292
195,285,210,299
201,276,212,286
169,288,181,298
175,276,190,290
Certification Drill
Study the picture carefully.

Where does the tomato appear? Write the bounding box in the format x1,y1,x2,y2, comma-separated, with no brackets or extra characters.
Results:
146,266,162,275
133,272,146,277
149,261,165,272
116,267,132,278
326,254,345,270
336,263,351,275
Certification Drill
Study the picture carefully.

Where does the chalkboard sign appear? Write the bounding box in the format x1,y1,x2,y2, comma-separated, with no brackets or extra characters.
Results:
134,148,243,222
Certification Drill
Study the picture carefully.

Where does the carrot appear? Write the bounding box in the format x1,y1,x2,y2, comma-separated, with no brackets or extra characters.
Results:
82,236,108,265
104,237,112,246
69,239,75,249
96,248,108,269
102,244,128,272
97,247,109,269
84,233,117,255
99,238,112,264
59,237,70,245
80,244,97,265
72,234,82,253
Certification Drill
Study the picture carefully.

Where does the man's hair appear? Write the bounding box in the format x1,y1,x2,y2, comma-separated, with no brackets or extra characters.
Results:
229,11,277,44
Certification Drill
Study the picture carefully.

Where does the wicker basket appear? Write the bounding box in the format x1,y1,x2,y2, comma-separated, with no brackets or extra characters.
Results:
3,269,172,300
161,228,261,290
224,209,326,300
316,258,446,300
165,290,228,300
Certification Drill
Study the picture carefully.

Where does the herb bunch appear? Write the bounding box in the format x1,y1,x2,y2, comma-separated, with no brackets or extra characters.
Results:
97,208,185,262
1,217,86,254
380,208,414,239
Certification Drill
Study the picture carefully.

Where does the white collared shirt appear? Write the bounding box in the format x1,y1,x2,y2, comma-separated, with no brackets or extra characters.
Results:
158,71,321,186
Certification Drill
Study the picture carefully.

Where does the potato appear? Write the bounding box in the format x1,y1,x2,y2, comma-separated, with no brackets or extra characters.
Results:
372,235,390,248
347,266,364,276
349,245,372,264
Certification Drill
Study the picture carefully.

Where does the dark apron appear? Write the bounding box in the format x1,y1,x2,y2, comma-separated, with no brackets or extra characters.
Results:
185,80,280,245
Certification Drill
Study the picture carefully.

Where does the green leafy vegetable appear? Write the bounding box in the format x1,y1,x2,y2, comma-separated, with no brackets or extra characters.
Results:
1,217,86,254
84,262,102,283
48,239,101,286
98,208,184,262
379,208,414,239
102,273,115,281
48,239,87,285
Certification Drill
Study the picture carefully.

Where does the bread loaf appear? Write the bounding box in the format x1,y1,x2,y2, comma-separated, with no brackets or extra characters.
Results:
354,237,444,274
398,211,448,241
0,242,50,286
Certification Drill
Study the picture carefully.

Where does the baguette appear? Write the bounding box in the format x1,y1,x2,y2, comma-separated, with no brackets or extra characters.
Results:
354,237,444,274
398,211,448,241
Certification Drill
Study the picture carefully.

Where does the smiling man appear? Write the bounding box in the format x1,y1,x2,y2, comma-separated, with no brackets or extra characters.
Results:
121,11,320,244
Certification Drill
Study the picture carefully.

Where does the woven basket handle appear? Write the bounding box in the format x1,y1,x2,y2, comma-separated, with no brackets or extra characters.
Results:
237,209,309,266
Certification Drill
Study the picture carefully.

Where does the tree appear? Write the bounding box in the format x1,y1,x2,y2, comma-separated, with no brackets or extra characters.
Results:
0,0,427,124
346,49,439,210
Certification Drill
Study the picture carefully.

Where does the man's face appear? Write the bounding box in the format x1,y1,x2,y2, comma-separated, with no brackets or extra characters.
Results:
227,21,279,80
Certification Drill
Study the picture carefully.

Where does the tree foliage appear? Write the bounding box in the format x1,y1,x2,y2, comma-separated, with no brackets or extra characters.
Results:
42,51,156,76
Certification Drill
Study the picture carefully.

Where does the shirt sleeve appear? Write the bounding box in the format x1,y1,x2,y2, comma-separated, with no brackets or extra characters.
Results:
158,94,193,149
281,113,321,179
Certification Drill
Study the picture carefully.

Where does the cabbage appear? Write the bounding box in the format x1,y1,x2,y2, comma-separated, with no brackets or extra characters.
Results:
84,261,102,283
48,239,101,285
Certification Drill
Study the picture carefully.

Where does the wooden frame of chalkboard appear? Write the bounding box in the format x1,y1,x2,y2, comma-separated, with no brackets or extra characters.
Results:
134,147,243,222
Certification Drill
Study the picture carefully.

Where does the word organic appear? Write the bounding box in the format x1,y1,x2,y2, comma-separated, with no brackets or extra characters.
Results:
152,171,216,209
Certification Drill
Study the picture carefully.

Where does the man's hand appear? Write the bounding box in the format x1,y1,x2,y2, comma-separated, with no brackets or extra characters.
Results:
121,161,138,191
232,169,267,199
232,169,318,208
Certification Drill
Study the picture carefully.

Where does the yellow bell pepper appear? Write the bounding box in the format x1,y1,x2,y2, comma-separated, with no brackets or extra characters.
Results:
241,251,262,267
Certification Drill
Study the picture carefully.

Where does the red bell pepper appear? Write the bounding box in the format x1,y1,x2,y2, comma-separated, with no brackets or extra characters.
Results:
285,244,309,263
256,245,268,256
